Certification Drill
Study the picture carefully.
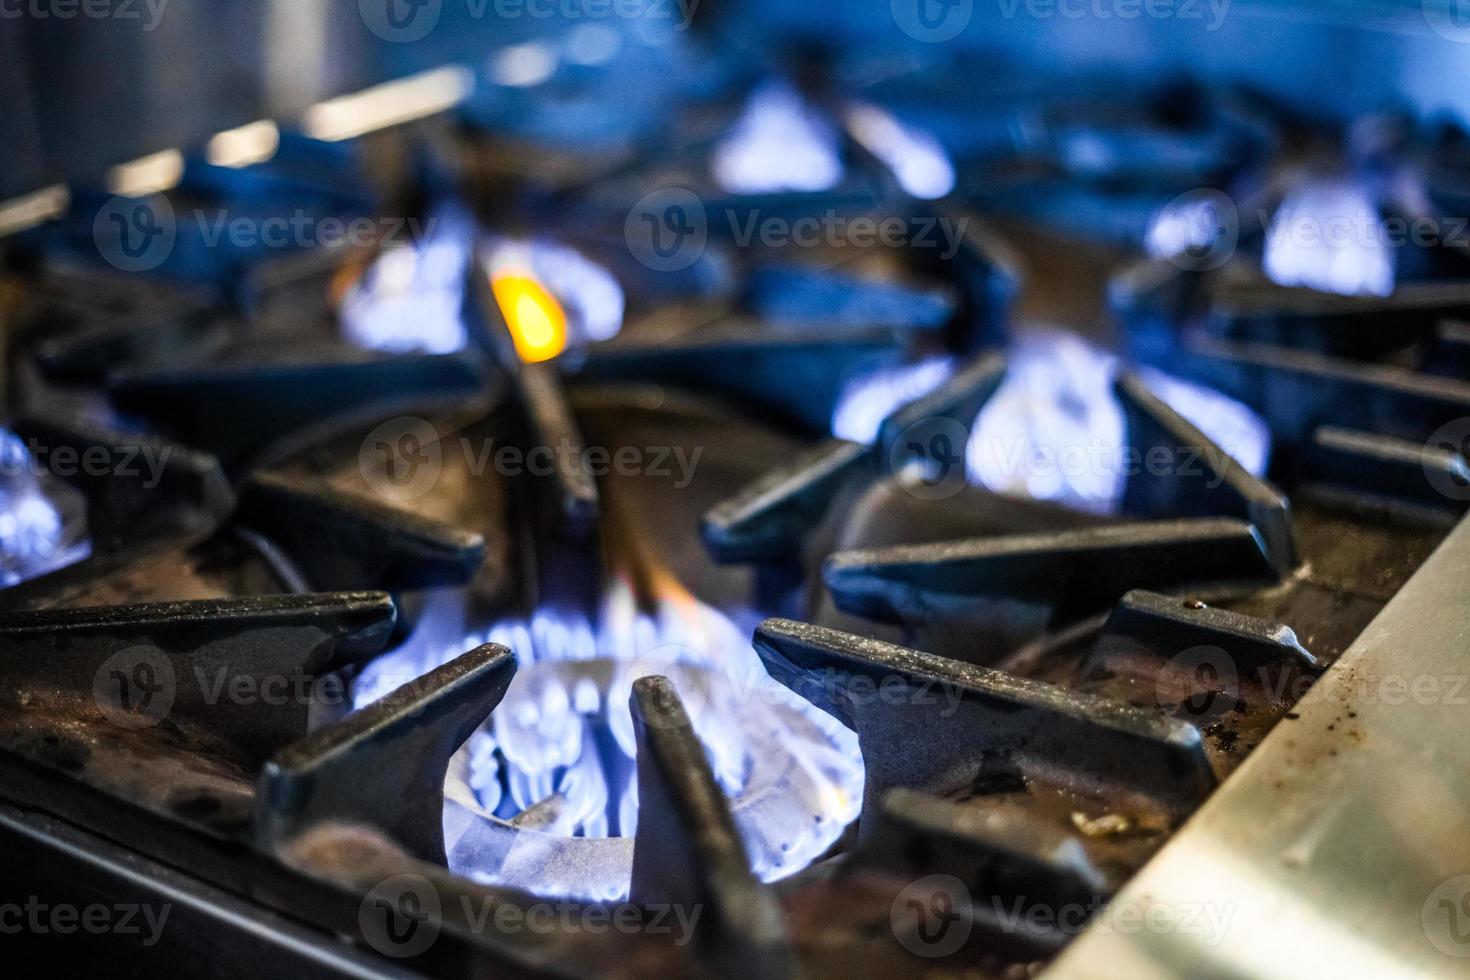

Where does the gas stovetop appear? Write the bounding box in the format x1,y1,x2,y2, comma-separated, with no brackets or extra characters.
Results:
3,31,1470,980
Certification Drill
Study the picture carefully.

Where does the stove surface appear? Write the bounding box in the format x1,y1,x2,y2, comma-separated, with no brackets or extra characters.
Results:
2,14,1470,980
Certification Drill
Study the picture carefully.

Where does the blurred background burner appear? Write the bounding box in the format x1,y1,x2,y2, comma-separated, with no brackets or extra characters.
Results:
0,428,90,587
2,6,1470,980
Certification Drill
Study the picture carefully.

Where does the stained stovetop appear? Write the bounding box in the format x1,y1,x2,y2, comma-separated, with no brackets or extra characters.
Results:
3,48,1470,980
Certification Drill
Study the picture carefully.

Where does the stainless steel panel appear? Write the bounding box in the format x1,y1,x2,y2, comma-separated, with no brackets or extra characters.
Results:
1048,513,1470,979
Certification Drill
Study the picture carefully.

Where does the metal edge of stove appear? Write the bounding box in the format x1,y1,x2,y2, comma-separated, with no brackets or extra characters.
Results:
0,805,416,980
1047,511,1470,980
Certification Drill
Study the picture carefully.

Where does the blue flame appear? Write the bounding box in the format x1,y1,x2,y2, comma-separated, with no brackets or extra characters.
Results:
353,581,863,895
713,83,845,195
1264,181,1395,297
342,209,625,356
489,41,560,89
968,332,1271,513
827,334,1271,515
1145,193,1229,261
831,357,956,445
0,430,91,588
1134,366,1273,479
485,238,626,344
340,206,475,355
967,333,1127,511
846,103,956,200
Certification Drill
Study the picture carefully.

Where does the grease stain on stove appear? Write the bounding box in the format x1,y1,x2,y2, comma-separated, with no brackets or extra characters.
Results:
28,731,91,771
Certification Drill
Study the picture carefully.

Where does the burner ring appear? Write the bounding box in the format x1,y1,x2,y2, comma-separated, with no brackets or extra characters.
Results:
441,655,862,902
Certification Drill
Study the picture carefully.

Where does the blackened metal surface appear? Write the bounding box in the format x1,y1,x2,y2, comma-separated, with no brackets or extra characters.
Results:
0,592,395,767
577,326,900,436
753,619,1216,815
0,530,292,613
1049,503,1470,980
823,518,1275,637
238,470,487,593
108,354,487,470
870,787,1107,912
258,643,515,864
0,807,410,980
1101,590,1318,671
629,676,790,979
15,412,235,547
702,438,871,564
1116,372,1295,573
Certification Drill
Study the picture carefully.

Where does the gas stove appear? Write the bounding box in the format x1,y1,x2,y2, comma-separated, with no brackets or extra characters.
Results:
3,9,1470,980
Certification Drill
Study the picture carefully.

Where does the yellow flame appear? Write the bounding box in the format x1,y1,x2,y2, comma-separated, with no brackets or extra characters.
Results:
493,274,568,363
327,256,371,309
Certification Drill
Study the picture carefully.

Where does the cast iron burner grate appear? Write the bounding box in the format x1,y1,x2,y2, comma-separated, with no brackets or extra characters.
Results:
1,50,1469,980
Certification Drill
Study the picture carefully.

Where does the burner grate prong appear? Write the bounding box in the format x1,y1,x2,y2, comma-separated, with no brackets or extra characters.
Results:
257,642,515,864
703,438,871,563
1298,426,1470,517
14,413,235,548
701,351,1008,567
577,326,900,436
1172,334,1470,448
871,787,1108,921
0,591,396,766
753,620,1217,820
629,675,791,980
823,518,1275,636
108,353,487,471
1100,590,1319,671
875,351,1007,459
1116,372,1295,573
238,470,488,592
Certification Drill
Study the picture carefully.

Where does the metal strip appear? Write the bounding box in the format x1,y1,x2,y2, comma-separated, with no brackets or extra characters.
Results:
1048,514,1470,979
